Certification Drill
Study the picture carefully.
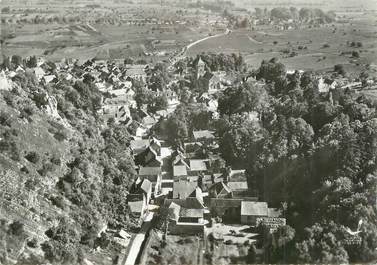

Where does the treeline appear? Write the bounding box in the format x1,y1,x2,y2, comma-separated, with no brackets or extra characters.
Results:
255,7,336,23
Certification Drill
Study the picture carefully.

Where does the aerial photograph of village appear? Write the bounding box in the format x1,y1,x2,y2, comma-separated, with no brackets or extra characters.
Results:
0,0,376,264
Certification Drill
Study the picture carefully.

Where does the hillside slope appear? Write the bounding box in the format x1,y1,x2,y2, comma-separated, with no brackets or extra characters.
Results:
0,70,136,264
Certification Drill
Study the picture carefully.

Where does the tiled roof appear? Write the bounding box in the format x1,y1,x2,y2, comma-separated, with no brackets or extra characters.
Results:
179,208,204,218
138,167,161,176
228,181,248,191
173,165,188,177
193,130,215,140
173,181,197,199
190,159,208,171
241,201,268,216
128,200,144,213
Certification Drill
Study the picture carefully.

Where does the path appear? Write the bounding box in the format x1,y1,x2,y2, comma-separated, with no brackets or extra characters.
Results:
169,29,230,67
246,35,263,44
123,213,154,265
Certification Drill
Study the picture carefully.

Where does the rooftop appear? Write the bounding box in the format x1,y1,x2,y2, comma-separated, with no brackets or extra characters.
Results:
241,201,268,217
138,167,161,176
128,200,144,214
190,159,208,172
227,181,248,191
173,165,188,177
173,181,197,200
193,130,215,140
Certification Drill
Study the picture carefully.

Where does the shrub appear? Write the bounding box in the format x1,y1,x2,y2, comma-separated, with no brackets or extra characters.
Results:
37,162,54,176
25,151,40,164
334,64,346,75
8,221,24,236
50,154,61,166
54,130,68,142
27,238,38,248
0,111,13,127
33,92,49,108
352,51,360,58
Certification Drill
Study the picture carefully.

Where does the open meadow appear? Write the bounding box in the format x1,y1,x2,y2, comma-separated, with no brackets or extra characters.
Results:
187,12,377,74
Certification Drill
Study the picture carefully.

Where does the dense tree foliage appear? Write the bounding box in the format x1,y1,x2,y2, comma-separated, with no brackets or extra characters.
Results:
217,59,377,263
0,66,137,264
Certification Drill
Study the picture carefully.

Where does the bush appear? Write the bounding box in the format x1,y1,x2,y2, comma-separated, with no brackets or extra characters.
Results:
54,130,68,141
0,111,13,127
37,162,54,176
352,51,360,58
50,154,61,166
33,92,49,108
25,151,40,164
27,238,38,248
8,221,24,236
334,64,346,75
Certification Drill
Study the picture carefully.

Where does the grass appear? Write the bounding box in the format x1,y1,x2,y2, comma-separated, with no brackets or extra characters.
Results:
187,14,377,73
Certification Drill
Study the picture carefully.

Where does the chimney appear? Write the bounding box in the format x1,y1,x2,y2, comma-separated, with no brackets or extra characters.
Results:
211,173,215,184
223,166,231,184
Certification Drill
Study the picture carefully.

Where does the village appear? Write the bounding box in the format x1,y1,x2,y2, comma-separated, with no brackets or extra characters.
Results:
1,34,375,264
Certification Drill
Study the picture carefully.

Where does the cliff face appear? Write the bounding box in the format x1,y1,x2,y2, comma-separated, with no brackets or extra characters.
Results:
0,71,136,264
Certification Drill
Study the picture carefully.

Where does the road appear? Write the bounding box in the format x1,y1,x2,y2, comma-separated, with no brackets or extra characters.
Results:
169,28,230,67
122,213,154,265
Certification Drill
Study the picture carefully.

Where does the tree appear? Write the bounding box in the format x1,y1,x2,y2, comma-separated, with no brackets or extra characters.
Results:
270,7,292,20
11,55,23,67
218,81,270,116
256,58,286,84
295,222,349,263
8,221,24,236
334,64,346,76
26,56,37,68
124,57,134,65
25,151,40,164
352,51,360,58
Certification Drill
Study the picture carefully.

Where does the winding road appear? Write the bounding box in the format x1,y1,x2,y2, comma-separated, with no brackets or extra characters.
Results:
169,28,230,67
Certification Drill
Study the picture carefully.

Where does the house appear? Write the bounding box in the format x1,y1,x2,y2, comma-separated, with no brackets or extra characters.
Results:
184,142,206,158
128,178,152,220
142,115,157,129
240,201,268,225
208,181,232,199
166,202,205,235
196,57,206,79
138,166,162,190
42,75,57,84
317,77,337,93
172,181,199,200
149,137,161,156
173,165,188,179
130,139,150,155
33,67,46,81
189,159,208,174
172,150,189,166
135,145,162,167
0,71,11,91
125,65,147,81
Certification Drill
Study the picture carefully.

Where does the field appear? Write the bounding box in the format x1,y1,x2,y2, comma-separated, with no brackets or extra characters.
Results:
1,2,213,63
187,13,377,74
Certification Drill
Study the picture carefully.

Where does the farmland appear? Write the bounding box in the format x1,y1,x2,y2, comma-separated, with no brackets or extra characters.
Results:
0,2,215,63
187,12,377,74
